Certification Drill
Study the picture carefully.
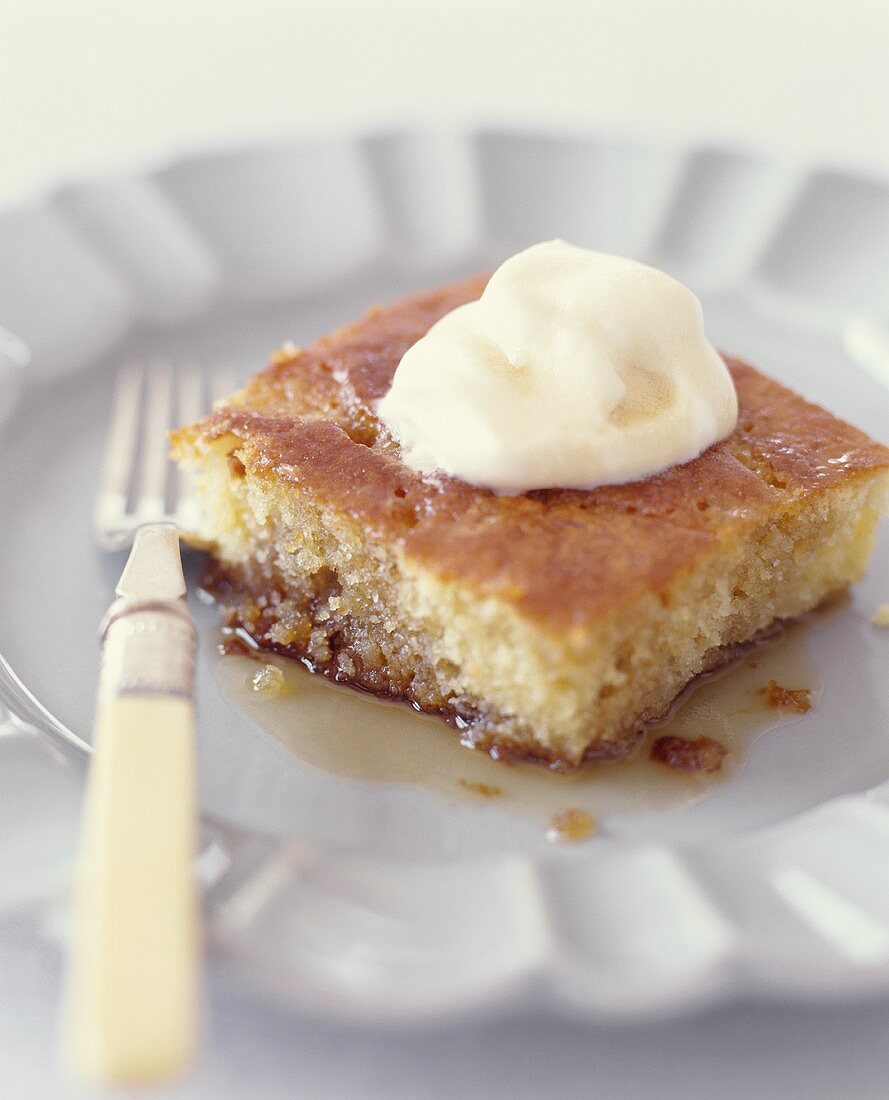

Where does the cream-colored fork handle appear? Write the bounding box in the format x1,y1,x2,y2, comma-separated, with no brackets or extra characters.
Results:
67,695,199,1083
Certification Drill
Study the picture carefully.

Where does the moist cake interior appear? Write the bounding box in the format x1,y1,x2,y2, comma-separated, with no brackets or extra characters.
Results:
173,277,889,768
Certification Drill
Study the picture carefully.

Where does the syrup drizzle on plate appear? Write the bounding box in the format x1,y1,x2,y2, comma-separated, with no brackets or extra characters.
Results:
214,618,821,831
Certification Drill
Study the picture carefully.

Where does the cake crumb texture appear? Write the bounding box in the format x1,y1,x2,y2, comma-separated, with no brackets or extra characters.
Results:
173,277,889,767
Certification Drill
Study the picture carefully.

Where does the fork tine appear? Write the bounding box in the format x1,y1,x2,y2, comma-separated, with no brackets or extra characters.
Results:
94,364,143,546
211,366,237,406
176,361,206,429
138,361,174,522
174,362,206,516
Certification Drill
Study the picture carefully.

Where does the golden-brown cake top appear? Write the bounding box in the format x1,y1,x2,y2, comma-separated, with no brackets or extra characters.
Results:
179,276,889,631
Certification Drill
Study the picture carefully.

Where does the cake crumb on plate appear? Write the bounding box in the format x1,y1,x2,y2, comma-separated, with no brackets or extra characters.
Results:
871,603,889,627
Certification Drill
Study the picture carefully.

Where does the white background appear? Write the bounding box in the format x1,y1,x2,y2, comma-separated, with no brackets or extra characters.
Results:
3,0,889,204
2,1,889,1097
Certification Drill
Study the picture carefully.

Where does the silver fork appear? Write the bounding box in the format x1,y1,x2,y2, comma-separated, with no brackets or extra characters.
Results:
94,361,236,550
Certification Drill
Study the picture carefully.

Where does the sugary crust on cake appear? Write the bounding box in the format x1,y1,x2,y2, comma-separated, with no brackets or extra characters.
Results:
172,275,889,765
176,277,889,637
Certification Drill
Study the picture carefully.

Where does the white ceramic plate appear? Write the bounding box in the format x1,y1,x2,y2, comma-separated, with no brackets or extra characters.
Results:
1,130,889,1025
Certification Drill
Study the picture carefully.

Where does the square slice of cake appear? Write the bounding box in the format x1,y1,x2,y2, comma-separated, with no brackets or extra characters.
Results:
172,276,889,768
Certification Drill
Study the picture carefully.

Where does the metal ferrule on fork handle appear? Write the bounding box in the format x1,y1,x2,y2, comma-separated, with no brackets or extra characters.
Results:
99,598,196,702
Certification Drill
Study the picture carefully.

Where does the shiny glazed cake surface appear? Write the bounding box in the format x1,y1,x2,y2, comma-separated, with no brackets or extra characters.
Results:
195,276,889,634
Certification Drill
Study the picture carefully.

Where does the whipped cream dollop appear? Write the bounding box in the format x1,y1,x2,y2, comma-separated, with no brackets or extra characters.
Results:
376,240,738,494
